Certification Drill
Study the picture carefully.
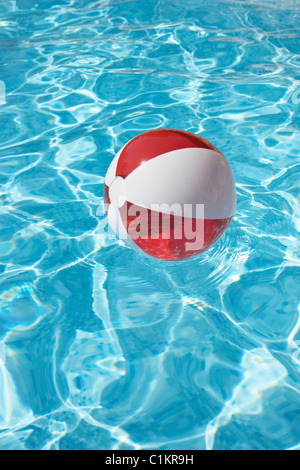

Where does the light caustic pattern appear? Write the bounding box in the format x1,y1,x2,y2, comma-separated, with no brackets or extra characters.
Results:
0,0,299,450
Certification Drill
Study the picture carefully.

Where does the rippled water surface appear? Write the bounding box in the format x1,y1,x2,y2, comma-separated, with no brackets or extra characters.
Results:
0,0,299,450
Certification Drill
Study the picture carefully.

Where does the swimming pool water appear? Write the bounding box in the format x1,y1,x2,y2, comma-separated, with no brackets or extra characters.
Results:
0,0,299,450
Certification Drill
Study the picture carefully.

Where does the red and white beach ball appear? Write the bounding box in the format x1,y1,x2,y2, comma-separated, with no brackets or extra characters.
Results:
104,129,236,261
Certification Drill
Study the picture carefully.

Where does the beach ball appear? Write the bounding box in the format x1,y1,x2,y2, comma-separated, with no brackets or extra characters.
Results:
104,129,236,261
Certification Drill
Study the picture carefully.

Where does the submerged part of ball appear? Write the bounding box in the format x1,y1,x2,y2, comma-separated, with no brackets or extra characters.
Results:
104,129,236,261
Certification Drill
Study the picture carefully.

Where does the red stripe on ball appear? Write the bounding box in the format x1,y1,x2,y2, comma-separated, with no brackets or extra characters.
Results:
119,201,232,261
116,129,221,178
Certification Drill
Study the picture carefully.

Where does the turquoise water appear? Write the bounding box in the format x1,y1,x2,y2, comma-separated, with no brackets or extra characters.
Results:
0,0,299,451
